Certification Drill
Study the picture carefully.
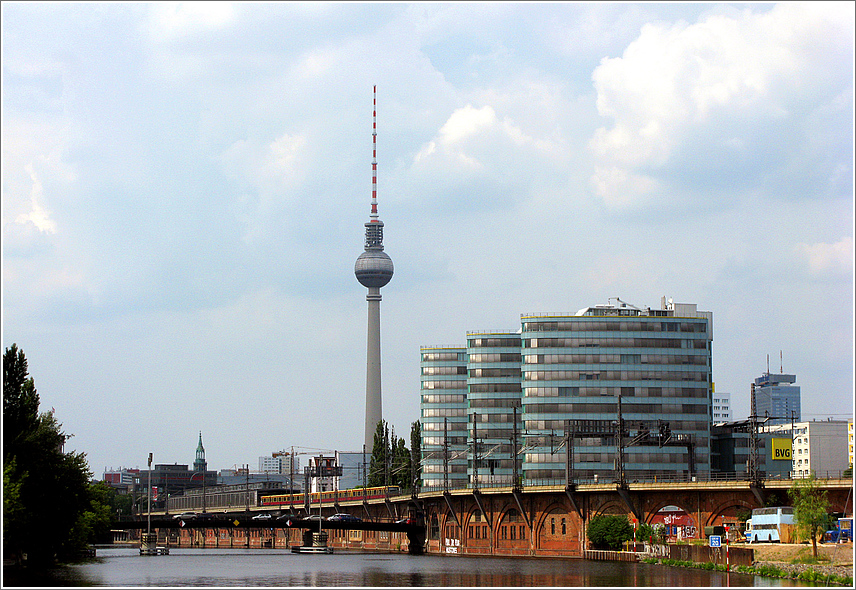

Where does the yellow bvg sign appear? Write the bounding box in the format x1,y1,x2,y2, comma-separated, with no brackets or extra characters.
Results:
771,438,792,460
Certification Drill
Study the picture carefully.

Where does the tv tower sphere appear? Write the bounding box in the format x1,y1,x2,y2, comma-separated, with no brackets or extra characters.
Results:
355,242,394,288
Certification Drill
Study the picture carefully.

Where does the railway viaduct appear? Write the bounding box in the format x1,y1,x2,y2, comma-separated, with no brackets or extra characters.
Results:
122,477,851,557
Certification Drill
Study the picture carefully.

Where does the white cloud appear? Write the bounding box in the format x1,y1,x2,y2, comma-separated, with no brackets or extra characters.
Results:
589,2,853,209
795,237,854,275
147,2,235,40
15,164,57,234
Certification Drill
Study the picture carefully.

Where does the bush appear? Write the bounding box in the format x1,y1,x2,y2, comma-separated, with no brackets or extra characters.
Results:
635,523,656,543
587,514,634,550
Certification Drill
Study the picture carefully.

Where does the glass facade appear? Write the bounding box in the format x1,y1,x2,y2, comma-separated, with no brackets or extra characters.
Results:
753,374,800,425
521,306,712,481
419,299,714,485
467,333,522,486
420,347,468,489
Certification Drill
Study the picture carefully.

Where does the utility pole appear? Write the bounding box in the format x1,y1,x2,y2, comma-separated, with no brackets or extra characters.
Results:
615,393,626,487
749,382,760,485
443,417,449,493
511,404,520,489
472,412,479,490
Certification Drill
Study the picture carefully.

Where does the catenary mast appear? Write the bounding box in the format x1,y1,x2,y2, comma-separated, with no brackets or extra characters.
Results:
355,86,394,451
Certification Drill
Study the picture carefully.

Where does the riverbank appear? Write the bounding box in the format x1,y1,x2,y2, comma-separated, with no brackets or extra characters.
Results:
749,542,854,583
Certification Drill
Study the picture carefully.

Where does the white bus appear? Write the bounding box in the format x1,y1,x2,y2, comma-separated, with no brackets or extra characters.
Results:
744,507,795,543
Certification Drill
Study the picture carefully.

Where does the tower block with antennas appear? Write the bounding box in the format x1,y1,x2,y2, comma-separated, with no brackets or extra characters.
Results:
355,86,394,451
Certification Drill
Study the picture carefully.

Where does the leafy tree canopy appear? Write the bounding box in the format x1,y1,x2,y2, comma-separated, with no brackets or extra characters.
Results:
3,343,95,565
587,514,634,550
788,473,831,558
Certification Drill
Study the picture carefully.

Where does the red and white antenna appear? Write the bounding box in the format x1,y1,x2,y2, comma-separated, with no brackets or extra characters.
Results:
371,85,378,221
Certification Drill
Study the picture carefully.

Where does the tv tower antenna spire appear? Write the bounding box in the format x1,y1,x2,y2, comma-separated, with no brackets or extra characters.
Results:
355,85,394,451
371,84,378,221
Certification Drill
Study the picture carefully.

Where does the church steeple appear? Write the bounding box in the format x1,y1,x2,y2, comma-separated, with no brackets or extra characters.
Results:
193,431,207,472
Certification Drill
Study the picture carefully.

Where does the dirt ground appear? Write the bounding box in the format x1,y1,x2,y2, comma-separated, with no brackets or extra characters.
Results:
746,542,854,566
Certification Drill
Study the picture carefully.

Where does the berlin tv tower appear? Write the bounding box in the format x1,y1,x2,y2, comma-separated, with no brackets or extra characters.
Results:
354,86,394,451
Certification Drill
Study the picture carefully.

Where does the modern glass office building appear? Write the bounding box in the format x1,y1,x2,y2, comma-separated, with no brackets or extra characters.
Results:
420,347,468,489
420,298,714,485
753,373,801,425
466,332,522,486
521,298,713,480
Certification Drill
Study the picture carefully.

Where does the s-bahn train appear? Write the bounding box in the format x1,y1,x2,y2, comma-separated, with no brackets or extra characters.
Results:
260,486,401,509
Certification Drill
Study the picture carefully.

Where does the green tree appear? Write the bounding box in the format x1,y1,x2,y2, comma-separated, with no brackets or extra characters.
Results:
788,473,831,558
410,420,422,490
587,514,634,550
635,522,656,543
3,344,93,565
368,420,413,490
368,420,390,487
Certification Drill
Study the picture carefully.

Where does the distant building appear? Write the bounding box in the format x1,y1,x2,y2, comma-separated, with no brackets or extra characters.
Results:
849,420,854,469
259,451,300,477
783,419,850,478
712,391,732,422
103,467,139,492
710,420,791,479
752,373,801,425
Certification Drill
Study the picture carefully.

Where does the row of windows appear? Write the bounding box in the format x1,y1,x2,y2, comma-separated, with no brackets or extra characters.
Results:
470,368,522,378
421,394,467,404
524,353,708,366
469,398,523,409
523,402,708,415
523,320,708,333
470,383,522,393
422,436,468,446
468,338,521,348
422,421,467,431
524,419,710,431
524,370,708,382
422,407,467,417
526,338,708,349
525,452,691,464
422,352,466,362
470,412,519,424
468,353,522,363
422,380,468,390
422,366,467,375
524,386,709,398
422,464,468,473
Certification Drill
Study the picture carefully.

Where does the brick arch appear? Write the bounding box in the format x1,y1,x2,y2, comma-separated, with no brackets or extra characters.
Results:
590,500,627,518
533,502,574,534
704,498,755,529
642,501,696,526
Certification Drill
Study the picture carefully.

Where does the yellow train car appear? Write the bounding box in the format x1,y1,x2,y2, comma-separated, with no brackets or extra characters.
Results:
260,486,400,509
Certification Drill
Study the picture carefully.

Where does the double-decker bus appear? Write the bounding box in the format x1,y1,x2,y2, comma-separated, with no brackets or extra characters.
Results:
259,486,401,510
744,507,796,543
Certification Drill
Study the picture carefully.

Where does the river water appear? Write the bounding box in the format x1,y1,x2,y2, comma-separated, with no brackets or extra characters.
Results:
4,547,818,587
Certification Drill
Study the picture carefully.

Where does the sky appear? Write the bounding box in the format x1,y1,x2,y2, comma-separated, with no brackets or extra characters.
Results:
2,2,853,476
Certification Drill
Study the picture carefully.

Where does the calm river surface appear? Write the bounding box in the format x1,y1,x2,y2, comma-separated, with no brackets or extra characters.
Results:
4,547,818,587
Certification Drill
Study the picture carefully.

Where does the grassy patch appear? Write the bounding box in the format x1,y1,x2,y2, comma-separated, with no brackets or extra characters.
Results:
643,557,853,587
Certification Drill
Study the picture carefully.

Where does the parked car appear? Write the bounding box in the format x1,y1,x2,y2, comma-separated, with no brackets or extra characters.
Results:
306,514,326,521
395,517,412,524
173,512,197,521
251,513,273,520
329,513,361,522
276,512,298,521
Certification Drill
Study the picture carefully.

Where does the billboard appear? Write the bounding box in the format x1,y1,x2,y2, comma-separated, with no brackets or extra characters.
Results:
771,438,792,460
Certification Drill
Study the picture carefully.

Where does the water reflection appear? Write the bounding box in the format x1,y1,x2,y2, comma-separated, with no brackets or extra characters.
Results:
3,548,818,587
